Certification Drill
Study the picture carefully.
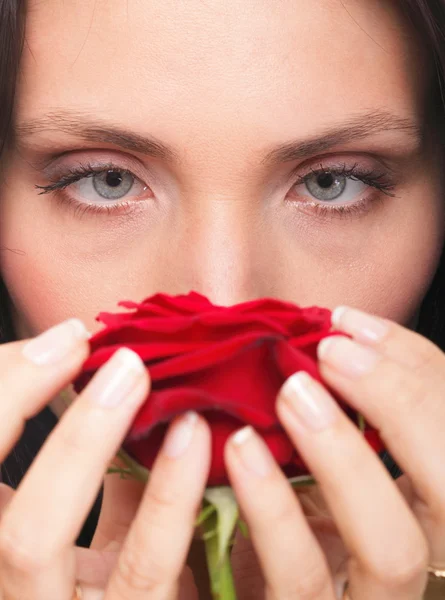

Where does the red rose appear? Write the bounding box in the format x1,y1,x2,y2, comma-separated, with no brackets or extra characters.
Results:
73,292,384,485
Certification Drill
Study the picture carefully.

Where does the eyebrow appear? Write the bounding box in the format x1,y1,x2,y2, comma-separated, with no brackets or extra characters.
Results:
15,108,423,166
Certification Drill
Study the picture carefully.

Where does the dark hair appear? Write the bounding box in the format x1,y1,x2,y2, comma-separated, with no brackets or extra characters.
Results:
0,0,444,546
402,0,445,352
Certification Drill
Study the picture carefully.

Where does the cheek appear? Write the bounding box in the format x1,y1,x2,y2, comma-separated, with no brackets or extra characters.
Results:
0,250,93,337
0,208,107,336
0,247,147,337
358,189,445,324
337,226,443,325
289,190,445,325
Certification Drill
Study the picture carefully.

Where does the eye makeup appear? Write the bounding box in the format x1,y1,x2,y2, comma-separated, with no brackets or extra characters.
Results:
33,151,399,221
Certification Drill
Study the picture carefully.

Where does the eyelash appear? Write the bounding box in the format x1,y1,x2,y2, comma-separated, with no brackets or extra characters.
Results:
35,163,139,217
35,160,397,219
289,162,396,219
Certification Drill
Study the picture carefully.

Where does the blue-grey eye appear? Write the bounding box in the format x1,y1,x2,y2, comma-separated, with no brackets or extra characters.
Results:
305,172,346,201
71,168,147,203
92,170,135,200
294,170,367,204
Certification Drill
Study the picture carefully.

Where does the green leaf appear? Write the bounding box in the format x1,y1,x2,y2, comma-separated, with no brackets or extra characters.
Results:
202,529,218,541
195,503,217,527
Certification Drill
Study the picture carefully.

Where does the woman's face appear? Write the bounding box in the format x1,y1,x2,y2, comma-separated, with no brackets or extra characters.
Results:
1,0,444,343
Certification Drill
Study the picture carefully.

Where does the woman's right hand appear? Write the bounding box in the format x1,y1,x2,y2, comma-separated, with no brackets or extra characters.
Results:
0,318,211,600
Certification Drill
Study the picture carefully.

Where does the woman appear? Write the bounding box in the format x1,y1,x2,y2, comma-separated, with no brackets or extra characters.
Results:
0,0,444,598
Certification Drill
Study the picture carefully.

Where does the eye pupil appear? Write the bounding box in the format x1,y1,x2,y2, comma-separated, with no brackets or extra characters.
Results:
106,170,123,188
317,172,334,188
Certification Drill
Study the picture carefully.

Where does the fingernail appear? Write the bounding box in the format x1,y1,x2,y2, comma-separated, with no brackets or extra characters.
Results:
317,336,379,377
280,371,337,431
230,426,274,477
89,347,146,408
162,411,198,458
332,306,389,344
22,318,90,365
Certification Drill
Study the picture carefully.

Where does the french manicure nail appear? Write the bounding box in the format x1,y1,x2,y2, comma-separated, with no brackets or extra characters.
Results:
22,318,90,365
162,411,198,458
280,371,337,431
332,306,389,344
89,347,146,408
318,336,379,377
230,426,274,477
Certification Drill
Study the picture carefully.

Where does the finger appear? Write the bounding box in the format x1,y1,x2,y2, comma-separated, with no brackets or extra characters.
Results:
75,547,118,589
0,483,14,514
225,426,336,600
0,348,150,600
90,456,146,551
77,583,106,600
231,529,265,600
106,412,211,600
0,318,91,461
329,305,442,370
318,306,445,560
276,372,429,600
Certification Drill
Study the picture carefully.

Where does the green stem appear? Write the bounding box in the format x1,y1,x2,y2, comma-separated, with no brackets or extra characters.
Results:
115,448,149,483
289,474,317,488
202,512,237,600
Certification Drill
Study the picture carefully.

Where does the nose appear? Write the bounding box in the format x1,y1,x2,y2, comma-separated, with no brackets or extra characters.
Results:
156,194,275,307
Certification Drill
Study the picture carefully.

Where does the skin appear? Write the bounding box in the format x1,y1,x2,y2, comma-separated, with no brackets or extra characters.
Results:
0,0,444,598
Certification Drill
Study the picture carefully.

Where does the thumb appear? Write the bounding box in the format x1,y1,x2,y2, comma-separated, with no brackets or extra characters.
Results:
90,455,146,551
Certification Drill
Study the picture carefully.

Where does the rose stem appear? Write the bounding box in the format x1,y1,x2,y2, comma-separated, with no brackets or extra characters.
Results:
202,511,237,600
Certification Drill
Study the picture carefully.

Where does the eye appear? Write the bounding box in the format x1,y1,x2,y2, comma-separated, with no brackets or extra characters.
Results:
73,169,147,202
294,170,367,203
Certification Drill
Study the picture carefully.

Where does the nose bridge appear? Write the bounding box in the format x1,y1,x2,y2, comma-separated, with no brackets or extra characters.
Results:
178,192,263,306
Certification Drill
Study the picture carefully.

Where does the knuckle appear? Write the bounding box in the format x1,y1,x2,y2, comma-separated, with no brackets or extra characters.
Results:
277,560,330,599
56,416,95,456
138,489,188,542
368,543,428,587
115,545,166,593
379,363,429,413
144,485,182,521
0,525,49,574
409,340,438,375
57,426,86,455
272,497,299,525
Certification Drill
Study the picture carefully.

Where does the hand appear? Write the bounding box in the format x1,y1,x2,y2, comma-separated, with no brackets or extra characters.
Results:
0,319,211,600
224,306,445,599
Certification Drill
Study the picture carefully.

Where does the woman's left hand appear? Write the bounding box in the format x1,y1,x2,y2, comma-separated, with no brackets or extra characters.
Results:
225,306,445,600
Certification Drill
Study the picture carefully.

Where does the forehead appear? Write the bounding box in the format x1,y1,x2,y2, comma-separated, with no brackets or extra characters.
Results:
18,0,427,156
